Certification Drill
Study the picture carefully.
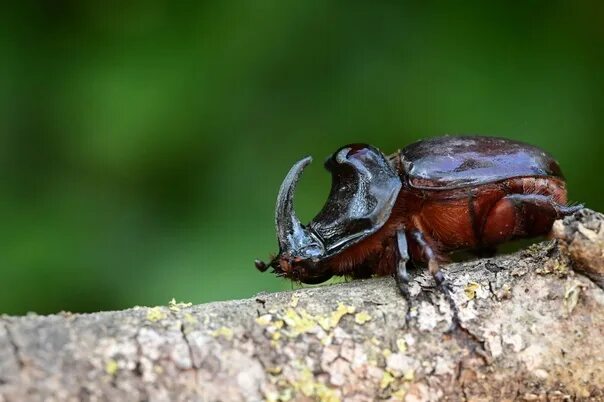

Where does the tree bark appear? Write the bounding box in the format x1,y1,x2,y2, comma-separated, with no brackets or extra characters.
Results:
1,209,603,402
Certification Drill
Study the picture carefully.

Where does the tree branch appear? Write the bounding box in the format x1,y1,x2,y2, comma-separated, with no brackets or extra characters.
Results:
1,210,603,401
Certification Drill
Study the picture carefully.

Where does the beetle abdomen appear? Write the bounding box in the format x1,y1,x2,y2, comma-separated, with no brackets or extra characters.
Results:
415,176,569,251
399,136,563,190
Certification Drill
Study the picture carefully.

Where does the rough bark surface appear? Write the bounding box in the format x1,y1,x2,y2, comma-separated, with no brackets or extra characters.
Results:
1,209,603,402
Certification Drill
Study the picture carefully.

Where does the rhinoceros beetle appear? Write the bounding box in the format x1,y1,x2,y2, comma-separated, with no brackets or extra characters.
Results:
255,136,582,323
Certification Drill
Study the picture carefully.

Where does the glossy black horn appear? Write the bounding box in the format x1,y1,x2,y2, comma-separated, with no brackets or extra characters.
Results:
275,156,313,252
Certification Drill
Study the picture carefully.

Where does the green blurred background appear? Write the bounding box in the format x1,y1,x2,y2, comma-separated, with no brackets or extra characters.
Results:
1,2,602,315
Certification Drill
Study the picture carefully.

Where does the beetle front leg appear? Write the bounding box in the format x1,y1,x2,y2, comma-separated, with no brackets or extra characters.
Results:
394,230,412,321
410,229,460,330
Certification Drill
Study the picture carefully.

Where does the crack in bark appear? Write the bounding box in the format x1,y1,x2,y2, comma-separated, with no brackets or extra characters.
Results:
461,380,470,402
179,322,196,369
454,322,489,365
486,278,498,299
131,328,149,402
2,321,24,370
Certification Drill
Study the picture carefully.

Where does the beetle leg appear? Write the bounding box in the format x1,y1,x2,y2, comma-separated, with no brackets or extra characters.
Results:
394,230,412,321
410,229,460,330
482,194,583,245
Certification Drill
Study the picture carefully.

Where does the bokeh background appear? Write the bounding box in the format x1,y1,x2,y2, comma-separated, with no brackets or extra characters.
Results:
1,2,603,315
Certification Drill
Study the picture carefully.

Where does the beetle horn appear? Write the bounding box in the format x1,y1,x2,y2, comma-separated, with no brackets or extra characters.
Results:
275,156,313,252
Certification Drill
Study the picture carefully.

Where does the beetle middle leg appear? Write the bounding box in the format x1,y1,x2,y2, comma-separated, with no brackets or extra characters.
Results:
410,229,460,330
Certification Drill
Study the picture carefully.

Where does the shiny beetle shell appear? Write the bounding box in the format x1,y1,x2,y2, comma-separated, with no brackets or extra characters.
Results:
400,136,563,189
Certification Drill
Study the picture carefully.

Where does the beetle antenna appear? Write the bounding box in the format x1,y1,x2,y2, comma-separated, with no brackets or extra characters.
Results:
254,259,269,272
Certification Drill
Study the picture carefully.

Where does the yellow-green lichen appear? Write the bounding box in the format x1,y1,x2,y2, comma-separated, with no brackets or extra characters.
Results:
320,333,333,346
266,366,283,375
498,283,512,300
168,298,192,312
277,388,293,402
255,314,272,326
391,388,407,400
265,319,285,346
212,326,234,340
396,338,407,353
380,371,394,389
318,302,356,331
263,391,281,402
146,307,167,322
105,359,118,376
283,308,317,336
354,311,372,324
264,380,294,402
292,366,340,402
289,294,300,308
183,312,197,324
315,386,340,402
464,281,480,300
279,302,357,337
261,301,358,349
538,258,571,277
564,281,583,316
265,359,341,402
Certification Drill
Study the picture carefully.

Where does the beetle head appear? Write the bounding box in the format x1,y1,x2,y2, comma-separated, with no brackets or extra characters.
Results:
255,144,401,284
